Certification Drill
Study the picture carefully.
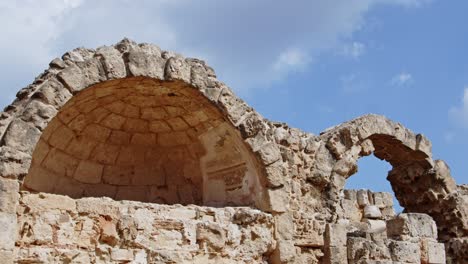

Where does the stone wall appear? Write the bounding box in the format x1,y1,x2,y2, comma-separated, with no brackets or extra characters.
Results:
0,39,467,263
326,190,446,263
341,189,396,227
14,192,275,263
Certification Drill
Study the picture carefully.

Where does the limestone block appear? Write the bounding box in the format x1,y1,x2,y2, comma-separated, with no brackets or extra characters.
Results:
187,58,210,89
0,147,31,178
99,217,119,246
3,119,41,154
31,218,53,244
381,207,396,220
101,113,126,130
58,58,106,92
197,222,226,250
270,240,296,264
0,178,19,213
342,199,362,222
237,109,264,137
166,207,197,220
154,229,184,249
421,239,446,264
21,100,57,129
116,146,145,166
255,142,281,166
90,143,120,165
67,113,89,132
76,197,120,217
32,78,72,108
108,130,131,145
347,236,392,263
74,160,104,184
21,193,76,212
149,120,172,133
96,46,126,79
347,237,367,262
344,189,357,200
49,124,75,150
110,248,134,262
325,223,347,247
127,43,165,79
167,117,189,131
364,219,386,234
324,246,347,264
275,213,294,240
123,103,140,119
165,56,191,83
57,64,86,92
372,192,385,208
23,166,59,193
65,136,97,160
389,240,420,263
140,107,167,120
82,123,111,142
364,205,382,219
264,160,285,188
387,213,437,240
264,188,287,213
0,213,16,250
357,189,370,207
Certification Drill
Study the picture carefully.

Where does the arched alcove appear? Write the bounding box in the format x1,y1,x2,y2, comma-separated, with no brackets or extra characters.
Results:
23,77,265,206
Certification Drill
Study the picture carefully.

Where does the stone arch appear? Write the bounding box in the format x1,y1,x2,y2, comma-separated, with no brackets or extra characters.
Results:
0,39,279,209
319,114,465,241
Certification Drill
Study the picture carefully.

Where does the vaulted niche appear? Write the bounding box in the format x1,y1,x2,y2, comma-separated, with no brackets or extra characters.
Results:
24,77,265,206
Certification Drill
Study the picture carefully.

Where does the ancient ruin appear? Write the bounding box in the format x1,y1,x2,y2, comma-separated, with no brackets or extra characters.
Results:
0,39,466,263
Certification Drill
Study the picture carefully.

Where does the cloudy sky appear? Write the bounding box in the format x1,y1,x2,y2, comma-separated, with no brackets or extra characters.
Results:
1,0,467,208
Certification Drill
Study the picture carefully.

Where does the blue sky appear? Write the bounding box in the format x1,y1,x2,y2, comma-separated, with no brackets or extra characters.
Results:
0,0,466,208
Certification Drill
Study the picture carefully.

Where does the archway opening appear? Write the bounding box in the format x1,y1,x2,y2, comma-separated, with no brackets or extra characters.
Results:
22,77,265,207
345,155,403,213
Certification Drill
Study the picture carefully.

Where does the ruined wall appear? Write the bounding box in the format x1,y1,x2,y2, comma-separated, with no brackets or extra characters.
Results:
15,192,275,263
0,39,467,263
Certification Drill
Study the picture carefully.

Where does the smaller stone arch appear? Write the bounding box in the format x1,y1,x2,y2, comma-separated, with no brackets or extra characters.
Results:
319,114,466,241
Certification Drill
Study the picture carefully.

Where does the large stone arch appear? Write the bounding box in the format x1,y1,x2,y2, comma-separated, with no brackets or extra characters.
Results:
0,39,288,210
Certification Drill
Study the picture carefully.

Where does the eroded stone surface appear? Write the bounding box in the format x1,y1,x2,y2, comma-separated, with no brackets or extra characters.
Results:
16,192,275,263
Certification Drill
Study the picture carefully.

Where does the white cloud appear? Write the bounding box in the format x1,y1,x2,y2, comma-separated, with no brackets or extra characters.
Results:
0,0,83,99
0,0,433,106
449,87,468,128
342,42,366,59
273,48,309,74
391,72,413,86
